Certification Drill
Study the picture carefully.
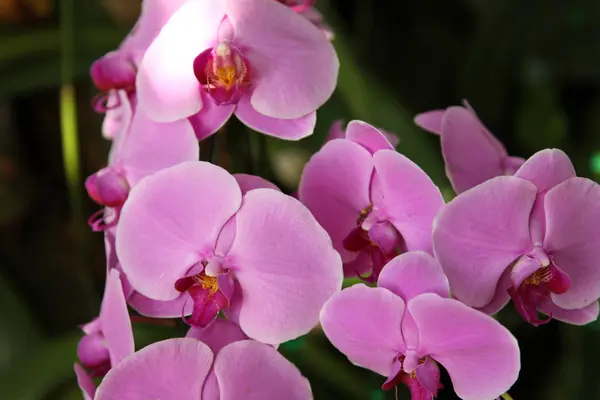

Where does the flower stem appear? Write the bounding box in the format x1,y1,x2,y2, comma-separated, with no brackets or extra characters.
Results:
59,0,82,218
501,393,515,400
60,0,95,313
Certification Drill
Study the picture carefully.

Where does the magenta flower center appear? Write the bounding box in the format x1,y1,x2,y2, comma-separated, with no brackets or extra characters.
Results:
508,261,571,326
193,42,252,106
523,266,569,294
195,273,220,294
342,204,405,282
382,354,443,399
175,264,233,328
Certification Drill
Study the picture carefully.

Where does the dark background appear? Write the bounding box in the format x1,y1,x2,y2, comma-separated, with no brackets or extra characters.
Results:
1,0,599,399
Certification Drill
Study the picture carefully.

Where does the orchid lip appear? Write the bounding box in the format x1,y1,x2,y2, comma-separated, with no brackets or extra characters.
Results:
508,256,572,325
343,215,405,282
175,263,235,328
88,208,119,232
92,89,131,114
193,42,252,106
382,354,442,398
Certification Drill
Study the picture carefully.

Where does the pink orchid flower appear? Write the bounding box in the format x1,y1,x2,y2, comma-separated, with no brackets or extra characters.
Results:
414,101,525,194
74,269,134,399
94,320,312,400
137,0,339,140
85,102,199,231
320,251,520,400
433,149,600,325
299,120,444,281
103,174,278,320
115,161,343,345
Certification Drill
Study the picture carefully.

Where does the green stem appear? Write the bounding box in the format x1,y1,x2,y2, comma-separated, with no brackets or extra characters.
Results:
60,0,95,313
501,393,514,400
60,0,81,216
60,85,81,216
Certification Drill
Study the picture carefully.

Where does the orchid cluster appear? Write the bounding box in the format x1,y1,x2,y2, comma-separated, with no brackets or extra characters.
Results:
73,1,600,399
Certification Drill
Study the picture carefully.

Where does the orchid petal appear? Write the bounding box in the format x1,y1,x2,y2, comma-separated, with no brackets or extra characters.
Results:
188,93,235,141
409,294,520,400
224,0,338,118
74,364,96,400
100,269,134,366
228,189,342,344
116,162,242,300
345,120,394,153
187,319,248,353
377,251,450,301
137,0,225,121
234,174,280,195
440,106,508,193
128,291,193,318
202,372,220,400
540,300,599,325
477,270,512,315
126,0,189,64
215,340,312,400
514,149,575,192
433,176,537,308
414,110,445,135
95,338,213,400
320,284,405,376
544,177,600,309
118,112,199,187
235,94,316,140
371,149,444,253
299,139,373,263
